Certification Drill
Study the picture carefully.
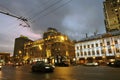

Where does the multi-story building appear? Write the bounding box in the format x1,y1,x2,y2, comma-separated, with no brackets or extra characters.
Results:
75,31,120,64
0,52,10,64
13,35,33,62
103,0,120,32
24,28,75,64
24,39,45,63
43,28,75,64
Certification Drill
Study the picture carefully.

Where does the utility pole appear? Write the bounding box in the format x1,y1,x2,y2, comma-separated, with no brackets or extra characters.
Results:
0,10,30,27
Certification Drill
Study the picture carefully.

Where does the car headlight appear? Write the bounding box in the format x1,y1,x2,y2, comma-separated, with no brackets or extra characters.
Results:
52,65,55,68
111,62,114,65
45,66,50,69
94,63,98,65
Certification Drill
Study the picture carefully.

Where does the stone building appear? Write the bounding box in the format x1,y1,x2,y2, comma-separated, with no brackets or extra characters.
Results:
24,28,75,64
75,31,120,64
104,0,120,32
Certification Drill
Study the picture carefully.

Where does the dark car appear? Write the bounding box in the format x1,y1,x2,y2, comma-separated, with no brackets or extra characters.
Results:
114,60,120,67
107,60,120,67
31,61,55,72
55,61,69,67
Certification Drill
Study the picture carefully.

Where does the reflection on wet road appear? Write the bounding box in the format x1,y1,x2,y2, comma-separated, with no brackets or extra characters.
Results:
0,65,120,80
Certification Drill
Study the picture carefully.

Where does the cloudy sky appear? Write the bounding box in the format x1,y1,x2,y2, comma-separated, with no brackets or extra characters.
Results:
0,0,105,55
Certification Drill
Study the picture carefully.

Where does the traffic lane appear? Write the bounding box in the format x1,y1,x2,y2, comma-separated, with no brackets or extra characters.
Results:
0,65,120,80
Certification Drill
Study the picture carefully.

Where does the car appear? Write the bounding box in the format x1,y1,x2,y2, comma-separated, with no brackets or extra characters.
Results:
55,61,69,67
0,63,3,70
13,62,23,66
31,61,55,72
84,62,99,66
107,60,120,67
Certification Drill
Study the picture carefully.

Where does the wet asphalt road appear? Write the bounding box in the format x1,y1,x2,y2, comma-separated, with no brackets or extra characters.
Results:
0,65,120,80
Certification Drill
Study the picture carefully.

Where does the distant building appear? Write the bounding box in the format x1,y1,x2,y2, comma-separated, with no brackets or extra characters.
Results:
13,35,33,62
0,52,10,64
75,31,120,64
103,0,120,32
24,27,75,64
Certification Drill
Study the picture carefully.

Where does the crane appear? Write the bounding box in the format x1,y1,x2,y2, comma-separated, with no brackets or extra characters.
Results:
0,10,30,27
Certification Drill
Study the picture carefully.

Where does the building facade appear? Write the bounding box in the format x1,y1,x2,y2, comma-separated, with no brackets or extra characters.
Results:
104,0,120,32
75,32,120,64
0,53,10,64
24,28,75,64
13,35,33,63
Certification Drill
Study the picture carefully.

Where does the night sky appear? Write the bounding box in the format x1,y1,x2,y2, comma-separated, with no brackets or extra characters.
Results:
0,0,105,55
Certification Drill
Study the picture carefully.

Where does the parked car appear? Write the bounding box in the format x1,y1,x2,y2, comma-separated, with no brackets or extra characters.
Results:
31,61,55,72
0,63,3,70
84,62,99,66
55,61,69,67
13,62,23,66
107,60,120,67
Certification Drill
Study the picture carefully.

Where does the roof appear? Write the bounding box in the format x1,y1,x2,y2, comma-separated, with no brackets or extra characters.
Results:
78,30,120,42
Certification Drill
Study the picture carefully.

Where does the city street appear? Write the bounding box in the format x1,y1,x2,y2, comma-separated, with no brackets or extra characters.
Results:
0,65,120,80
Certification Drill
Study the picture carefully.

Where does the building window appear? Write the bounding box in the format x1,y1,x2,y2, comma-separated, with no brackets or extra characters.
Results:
92,51,95,55
77,46,79,50
115,40,118,44
84,52,87,56
97,50,100,55
116,48,120,53
100,43,103,46
80,46,82,49
91,44,94,47
107,41,110,45
81,52,83,56
101,50,104,54
77,52,79,57
88,45,90,48
96,43,98,47
84,45,86,49
108,49,112,54
88,51,91,55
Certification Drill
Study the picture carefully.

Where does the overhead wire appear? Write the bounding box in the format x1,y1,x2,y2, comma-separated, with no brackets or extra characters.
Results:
30,0,62,21
25,0,54,19
32,0,73,23
0,0,73,27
